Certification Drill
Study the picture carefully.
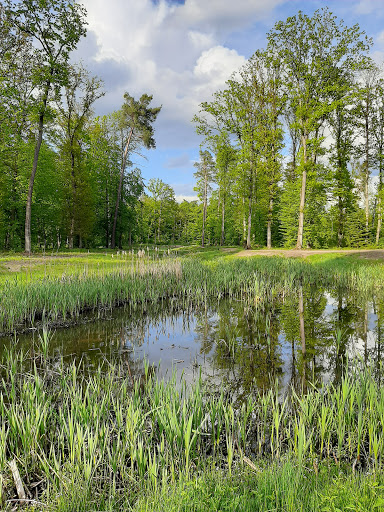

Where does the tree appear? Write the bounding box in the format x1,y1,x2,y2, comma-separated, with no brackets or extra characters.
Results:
57,64,104,248
111,93,161,249
327,67,358,247
354,62,380,241
267,7,371,249
5,0,87,254
85,115,120,247
254,52,285,248
194,150,215,247
214,133,237,246
145,179,175,244
0,4,37,249
372,78,384,244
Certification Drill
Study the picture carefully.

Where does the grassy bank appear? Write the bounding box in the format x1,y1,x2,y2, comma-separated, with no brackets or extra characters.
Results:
1,250,384,334
1,343,384,510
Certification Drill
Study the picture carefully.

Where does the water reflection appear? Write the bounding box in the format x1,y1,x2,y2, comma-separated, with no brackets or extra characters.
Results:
3,285,383,394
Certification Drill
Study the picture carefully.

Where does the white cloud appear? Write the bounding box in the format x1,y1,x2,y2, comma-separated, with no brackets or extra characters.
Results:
175,194,198,203
78,0,282,148
194,46,246,83
172,182,197,201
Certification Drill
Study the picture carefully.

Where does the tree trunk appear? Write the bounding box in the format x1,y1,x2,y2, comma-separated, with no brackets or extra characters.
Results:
112,127,134,249
242,197,246,245
336,123,344,248
220,193,225,246
376,156,383,245
296,135,307,250
69,217,75,249
68,148,76,249
25,82,50,255
246,172,253,250
158,204,162,244
105,186,109,248
267,196,273,249
365,109,370,240
202,166,207,247
376,197,382,245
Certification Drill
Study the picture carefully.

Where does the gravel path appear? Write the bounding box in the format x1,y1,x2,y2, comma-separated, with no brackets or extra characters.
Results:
236,249,384,260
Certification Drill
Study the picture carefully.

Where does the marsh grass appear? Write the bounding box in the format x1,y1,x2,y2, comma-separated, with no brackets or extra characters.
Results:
1,338,384,510
1,252,384,334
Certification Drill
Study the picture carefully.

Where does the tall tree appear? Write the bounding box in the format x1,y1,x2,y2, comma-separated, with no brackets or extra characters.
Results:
194,150,215,247
372,78,384,244
355,62,380,241
111,93,161,249
327,67,357,247
86,115,120,248
5,0,87,254
0,8,36,249
57,64,103,248
146,178,175,245
267,7,371,249
214,133,237,246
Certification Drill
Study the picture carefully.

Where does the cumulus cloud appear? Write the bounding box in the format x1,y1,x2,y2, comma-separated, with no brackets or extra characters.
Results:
172,183,198,202
77,0,282,147
175,194,198,203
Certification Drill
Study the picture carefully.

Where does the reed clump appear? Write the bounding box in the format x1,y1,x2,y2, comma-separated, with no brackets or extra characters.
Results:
1,341,384,509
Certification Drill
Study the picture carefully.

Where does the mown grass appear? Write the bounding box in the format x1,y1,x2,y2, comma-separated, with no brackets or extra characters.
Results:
1,339,384,510
1,249,384,334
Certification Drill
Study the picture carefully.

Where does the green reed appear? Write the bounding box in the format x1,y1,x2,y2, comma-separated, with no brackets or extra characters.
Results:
1,338,384,509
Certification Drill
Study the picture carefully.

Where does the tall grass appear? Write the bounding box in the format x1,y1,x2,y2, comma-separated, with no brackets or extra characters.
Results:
1,341,384,509
1,254,383,334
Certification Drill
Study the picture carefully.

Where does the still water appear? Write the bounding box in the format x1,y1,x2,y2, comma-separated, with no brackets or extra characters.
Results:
3,285,383,395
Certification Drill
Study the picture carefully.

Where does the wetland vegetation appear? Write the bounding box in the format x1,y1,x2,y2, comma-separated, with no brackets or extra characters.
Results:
0,249,384,509
1,330,384,511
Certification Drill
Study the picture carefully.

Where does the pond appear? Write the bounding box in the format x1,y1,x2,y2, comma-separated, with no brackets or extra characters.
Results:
3,284,383,395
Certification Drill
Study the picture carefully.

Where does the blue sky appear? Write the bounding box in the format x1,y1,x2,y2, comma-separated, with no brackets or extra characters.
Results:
74,0,384,201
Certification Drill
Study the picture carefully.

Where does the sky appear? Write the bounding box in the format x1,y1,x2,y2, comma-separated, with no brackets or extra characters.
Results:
73,0,384,202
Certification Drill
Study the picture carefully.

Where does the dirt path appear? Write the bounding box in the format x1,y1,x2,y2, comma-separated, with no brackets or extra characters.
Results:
236,249,384,260
1,253,90,272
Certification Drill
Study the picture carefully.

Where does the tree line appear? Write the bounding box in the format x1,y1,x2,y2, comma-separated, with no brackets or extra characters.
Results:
0,0,169,251
193,8,384,249
1,3,384,251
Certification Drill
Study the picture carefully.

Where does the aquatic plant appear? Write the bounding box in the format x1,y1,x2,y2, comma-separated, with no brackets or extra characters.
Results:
1,338,384,508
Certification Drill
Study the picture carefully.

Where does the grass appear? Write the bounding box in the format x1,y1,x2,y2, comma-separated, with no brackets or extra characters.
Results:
1,249,384,334
1,338,384,510
132,463,384,512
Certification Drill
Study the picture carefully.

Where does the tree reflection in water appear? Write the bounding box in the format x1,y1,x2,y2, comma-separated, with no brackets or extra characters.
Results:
3,286,384,397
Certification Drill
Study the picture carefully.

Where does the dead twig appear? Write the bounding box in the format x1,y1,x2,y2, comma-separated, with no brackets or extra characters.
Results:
243,456,258,472
9,459,26,503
